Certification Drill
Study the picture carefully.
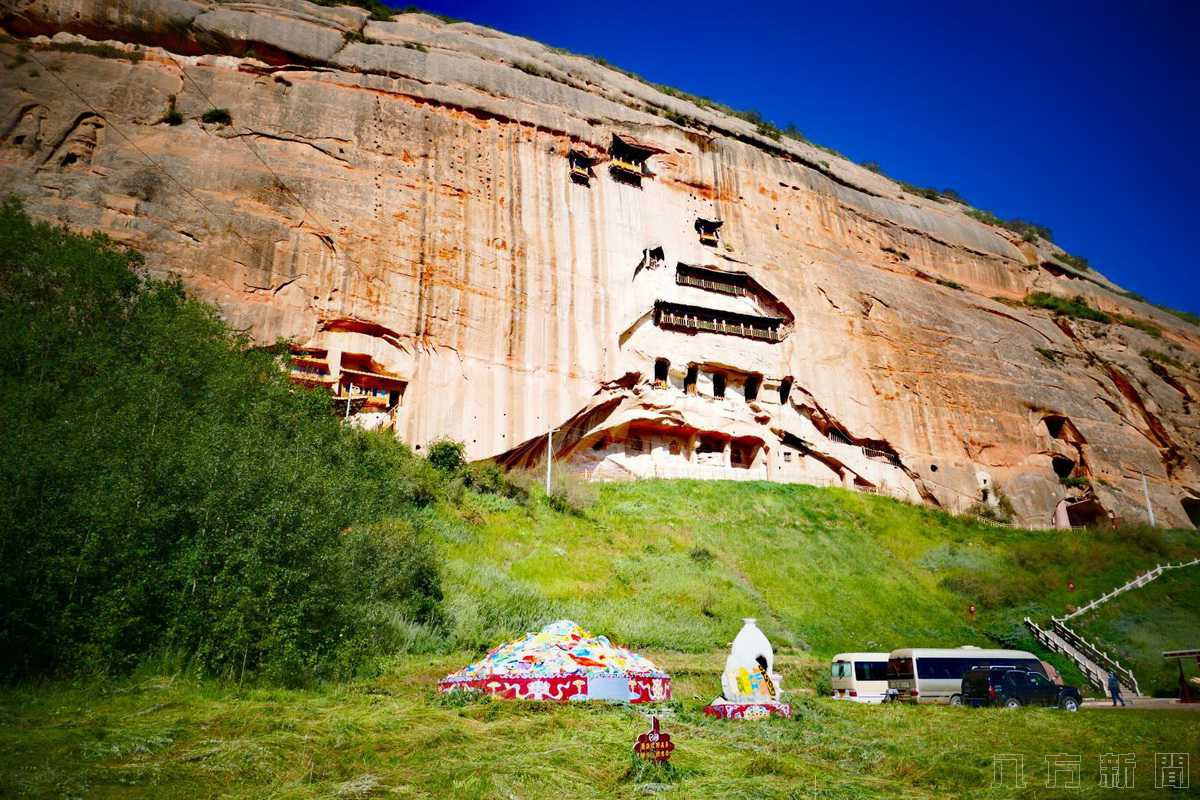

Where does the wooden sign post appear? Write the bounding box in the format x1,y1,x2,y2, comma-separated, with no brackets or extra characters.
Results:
633,716,674,763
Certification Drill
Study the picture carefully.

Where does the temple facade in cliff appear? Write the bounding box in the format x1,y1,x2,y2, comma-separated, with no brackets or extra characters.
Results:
2,0,1199,528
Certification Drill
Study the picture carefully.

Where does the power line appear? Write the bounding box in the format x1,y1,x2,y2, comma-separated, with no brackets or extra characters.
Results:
5,42,258,252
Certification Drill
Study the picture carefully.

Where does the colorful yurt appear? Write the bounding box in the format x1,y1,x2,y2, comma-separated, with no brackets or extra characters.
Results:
438,620,671,703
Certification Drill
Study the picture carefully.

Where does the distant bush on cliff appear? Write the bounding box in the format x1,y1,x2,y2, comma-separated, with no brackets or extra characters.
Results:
966,208,1053,242
0,199,443,684
1024,291,1112,323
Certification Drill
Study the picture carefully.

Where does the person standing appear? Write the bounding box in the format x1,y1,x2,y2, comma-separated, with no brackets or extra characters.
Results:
1108,670,1127,707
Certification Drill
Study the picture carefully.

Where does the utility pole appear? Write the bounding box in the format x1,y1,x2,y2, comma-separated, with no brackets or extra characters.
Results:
1141,471,1156,527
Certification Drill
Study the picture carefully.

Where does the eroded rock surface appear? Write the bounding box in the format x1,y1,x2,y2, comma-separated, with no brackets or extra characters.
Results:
2,0,1198,527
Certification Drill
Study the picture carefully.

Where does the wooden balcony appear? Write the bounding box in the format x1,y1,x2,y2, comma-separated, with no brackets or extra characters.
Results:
610,157,643,177
655,301,786,342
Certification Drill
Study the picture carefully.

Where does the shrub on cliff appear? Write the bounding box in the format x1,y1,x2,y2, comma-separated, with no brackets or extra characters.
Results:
1024,291,1112,323
0,199,442,683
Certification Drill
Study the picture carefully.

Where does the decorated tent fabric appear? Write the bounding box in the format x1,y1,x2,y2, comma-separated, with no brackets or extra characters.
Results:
438,620,671,703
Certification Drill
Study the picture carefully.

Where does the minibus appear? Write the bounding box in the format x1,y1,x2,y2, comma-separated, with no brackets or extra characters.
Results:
830,652,890,703
886,647,1046,705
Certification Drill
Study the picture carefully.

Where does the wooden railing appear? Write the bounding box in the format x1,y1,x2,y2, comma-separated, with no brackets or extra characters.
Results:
610,158,643,175
1060,557,1200,622
657,309,784,342
676,271,745,296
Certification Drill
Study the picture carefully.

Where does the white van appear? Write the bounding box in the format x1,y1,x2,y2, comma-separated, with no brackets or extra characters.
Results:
886,646,1046,705
830,652,890,703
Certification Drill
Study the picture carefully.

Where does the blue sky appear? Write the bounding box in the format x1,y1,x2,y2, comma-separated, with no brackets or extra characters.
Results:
407,0,1200,315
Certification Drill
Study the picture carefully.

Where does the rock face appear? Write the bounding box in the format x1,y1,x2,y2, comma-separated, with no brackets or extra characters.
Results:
2,0,1199,528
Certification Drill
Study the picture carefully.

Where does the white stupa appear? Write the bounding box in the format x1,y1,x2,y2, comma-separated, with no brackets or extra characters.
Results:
704,619,791,719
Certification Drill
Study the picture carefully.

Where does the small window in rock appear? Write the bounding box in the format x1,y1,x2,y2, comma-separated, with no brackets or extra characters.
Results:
628,436,644,453
654,358,669,387
685,364,698,395
745,374,762,402
668,440,681,456
783,451,792,463
779,377,793,404
592,437,606,451
930,464,938,472
697,435,723,454
712,372,726,398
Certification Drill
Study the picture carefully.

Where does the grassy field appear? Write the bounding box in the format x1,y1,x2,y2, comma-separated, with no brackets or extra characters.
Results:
1071,565,1200,697
2,653,1197,799
4,480,1199,798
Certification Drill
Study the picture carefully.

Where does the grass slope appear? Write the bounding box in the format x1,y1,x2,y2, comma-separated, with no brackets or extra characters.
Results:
442,482,1197,677
1070,566,1200,697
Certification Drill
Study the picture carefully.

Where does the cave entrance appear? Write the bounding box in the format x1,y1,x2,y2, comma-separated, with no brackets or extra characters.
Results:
654,358,669,388
745,373,762,402
731,438,759,469
1182,497,1200,529
1065,498,1109,529
1052,455,1076,480
712,372,726,398
1042,414,1085,444
685,364,698,395
779,377,793,405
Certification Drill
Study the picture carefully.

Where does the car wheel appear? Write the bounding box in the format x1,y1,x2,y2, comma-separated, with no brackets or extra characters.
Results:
949,694,963,706
1004,697,1022,709
1061,697,1079,712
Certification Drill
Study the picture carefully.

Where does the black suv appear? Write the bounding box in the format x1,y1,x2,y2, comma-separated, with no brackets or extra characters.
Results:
962,666,1081,711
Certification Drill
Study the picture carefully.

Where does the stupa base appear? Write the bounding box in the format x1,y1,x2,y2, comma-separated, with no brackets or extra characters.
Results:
703,697,792,720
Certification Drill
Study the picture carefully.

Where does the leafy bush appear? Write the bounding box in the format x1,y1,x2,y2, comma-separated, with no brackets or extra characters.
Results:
201,107,231,125
462,461,526,501
935,278,964,291
426,437,466,474
1024,292,1112,323
162,109,183,126
0,199,443,683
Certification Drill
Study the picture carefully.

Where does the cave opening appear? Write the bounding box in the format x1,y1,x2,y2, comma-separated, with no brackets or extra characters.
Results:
1052,455,1076,480
1183,497,1200,530
654,357,669,387
745,373,762,401
712,372,726,398
779,377,793,405
685,364,698,395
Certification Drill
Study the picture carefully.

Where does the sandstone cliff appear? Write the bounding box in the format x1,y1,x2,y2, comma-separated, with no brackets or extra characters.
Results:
2,0,1198,527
